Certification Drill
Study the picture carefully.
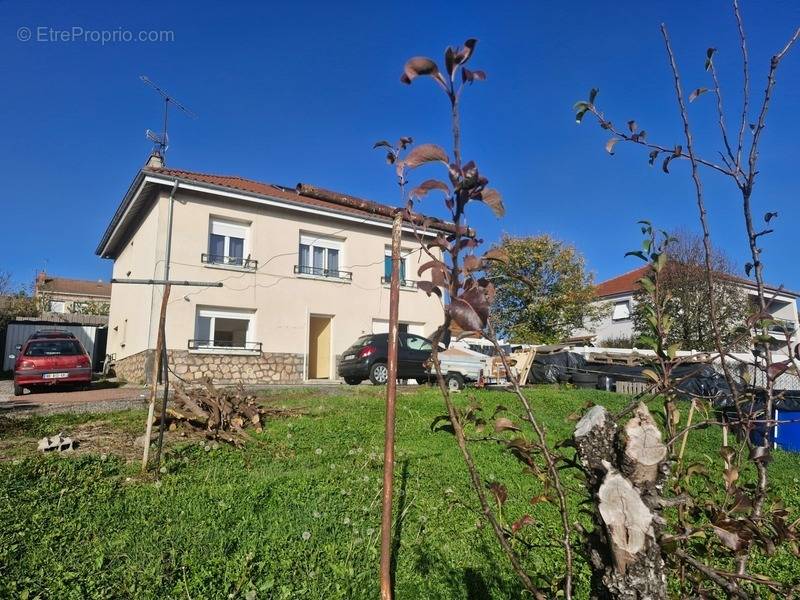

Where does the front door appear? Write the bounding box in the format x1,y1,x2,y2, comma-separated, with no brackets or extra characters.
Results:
308,316,332,379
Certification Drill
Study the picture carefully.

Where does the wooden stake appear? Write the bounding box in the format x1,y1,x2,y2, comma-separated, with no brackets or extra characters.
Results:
678,399,696,464
380,212,402,600
141,283,171,472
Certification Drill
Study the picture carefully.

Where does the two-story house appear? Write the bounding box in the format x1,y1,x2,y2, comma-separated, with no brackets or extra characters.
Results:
581,264,800,350
95,154,449,384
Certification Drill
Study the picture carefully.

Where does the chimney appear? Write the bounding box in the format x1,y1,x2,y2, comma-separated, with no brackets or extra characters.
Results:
146,150,164,168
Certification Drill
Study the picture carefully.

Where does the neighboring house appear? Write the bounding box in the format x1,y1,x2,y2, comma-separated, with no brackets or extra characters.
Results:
577,265,800,349
95,153,450,384
34,272,111,319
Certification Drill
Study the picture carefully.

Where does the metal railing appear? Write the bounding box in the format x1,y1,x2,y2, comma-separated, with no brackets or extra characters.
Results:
293,264,353,280
201,253,258,270
768,319,797,335
187,339,262,352
381,275,417,288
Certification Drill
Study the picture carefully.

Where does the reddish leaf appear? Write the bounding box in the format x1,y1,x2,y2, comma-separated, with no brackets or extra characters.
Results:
427,234,451,252
713,525,745,552
488,481,507,505
483,248,508,263
417,281,441,298
460,285,490,325
511,514,534,534
449,297,484,331
403,144,450,170
410,179,450,201
494,417,520,433
689,87,709,102
454,39,478,65
476,188,505,217
373,140,392,149
400,57,441,84
462,255,483,272
605,138,619,155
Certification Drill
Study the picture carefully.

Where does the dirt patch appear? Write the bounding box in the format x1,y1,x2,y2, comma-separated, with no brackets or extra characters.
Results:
0,419,208,462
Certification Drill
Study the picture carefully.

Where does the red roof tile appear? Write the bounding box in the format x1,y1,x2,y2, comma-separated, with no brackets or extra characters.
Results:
595,264,799,299
594,265,651,298
36,274,111,298
144,167,458,234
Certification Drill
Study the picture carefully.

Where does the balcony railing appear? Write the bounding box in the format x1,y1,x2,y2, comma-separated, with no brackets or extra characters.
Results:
381,275,417,288
293,264,353,280
201,253,258,270
188,339,262,352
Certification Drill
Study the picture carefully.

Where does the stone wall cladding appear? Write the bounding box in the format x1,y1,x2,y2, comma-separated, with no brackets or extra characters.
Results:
115,350,305,385
113,350,150,384
167,350,305,385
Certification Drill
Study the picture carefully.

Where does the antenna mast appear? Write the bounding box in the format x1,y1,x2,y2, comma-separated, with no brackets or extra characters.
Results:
140,75,196,164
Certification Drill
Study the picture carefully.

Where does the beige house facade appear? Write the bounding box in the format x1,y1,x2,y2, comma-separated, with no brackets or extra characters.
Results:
96,156,448,384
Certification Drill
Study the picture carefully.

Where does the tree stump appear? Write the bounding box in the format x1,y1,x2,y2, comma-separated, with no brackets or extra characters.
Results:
574,402,667,599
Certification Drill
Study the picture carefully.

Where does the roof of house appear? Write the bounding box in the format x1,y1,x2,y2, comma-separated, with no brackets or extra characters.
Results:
96,163,461,257
36,274,111,298
595,264,799,299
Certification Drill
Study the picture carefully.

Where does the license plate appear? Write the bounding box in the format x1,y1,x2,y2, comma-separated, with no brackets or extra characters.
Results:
344,354,355,361
43,372,68,379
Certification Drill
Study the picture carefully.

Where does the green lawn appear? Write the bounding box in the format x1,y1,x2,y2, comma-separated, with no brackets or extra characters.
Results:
1,386,799,599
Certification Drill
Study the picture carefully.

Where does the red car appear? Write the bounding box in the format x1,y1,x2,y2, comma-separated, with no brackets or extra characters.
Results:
11,332,92,396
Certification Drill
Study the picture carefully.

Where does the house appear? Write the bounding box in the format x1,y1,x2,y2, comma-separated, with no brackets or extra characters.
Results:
95,153,450,384
580,264,800,348
34,272,111,320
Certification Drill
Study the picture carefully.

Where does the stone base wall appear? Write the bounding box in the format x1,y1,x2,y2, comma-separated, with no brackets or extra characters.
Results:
113,350,150,384
114,350,305,385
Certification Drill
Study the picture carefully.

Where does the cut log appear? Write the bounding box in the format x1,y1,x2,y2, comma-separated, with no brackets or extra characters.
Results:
574,405,617,483
598,466,654,573
622,403,667,487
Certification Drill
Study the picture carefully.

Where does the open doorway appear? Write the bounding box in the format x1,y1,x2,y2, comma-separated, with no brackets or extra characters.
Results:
308,315,333,379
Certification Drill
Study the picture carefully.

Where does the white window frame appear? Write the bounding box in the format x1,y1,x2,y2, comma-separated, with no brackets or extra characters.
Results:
192,306,257,354
383,247,416,288
207,217,251,267
298,233,346,279
49,300,66,313
611,300,631,322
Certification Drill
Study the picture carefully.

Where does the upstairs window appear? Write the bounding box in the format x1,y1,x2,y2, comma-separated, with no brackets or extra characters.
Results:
296,234,350,279
49,300,66,313
206,218,250,267
612,300,631,321
383,247,416,288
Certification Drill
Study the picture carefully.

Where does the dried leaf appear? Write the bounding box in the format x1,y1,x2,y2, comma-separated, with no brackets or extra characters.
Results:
605,138,619,155
488,481,507,506
494,417,520,433
410,179,450,200
401,57,442,85
688,87,709,102
627,120,637,133
416,280,441,297
477,188,505,217
511,514,534,533
462,255,483,272
449,297,484,331
403,144,450,170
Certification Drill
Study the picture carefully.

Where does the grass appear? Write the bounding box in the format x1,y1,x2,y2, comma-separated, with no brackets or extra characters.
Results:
1,386,799,599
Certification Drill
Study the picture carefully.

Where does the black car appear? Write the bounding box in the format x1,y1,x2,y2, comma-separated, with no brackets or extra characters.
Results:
338,333,433,385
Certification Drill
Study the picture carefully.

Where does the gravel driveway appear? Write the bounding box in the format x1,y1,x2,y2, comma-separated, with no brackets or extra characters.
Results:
0,379,148,416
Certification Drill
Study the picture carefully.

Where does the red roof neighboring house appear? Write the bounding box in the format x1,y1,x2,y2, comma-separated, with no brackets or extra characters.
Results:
35,273,111,299
595,265,799,299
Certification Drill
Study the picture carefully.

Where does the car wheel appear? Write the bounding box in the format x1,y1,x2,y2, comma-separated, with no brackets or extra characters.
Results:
13,383,23,397
344,377,362,385
369,363,389,386
445,373,465,392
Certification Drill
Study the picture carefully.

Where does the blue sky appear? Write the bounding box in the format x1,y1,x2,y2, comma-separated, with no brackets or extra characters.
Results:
2,0,799,292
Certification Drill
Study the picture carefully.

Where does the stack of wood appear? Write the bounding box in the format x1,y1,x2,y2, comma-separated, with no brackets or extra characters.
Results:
155,380,267,446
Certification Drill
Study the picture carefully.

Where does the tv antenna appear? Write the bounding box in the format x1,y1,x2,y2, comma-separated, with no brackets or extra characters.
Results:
140,75,196,163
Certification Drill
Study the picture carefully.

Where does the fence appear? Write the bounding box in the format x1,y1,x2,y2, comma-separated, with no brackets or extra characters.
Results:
3,321,107,371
